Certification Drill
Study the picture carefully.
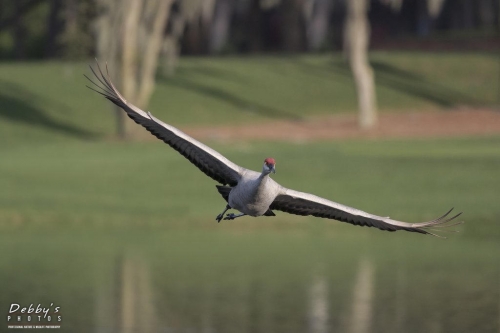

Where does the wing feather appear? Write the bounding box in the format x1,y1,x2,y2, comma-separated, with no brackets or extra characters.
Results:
86,62,243,186
271,188,462,236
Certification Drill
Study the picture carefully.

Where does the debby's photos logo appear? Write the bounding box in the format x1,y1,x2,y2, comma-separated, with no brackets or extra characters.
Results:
6,303,62,330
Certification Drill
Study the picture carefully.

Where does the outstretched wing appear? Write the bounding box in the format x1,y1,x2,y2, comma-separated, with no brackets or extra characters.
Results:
270,188,462,236
86,62,243,186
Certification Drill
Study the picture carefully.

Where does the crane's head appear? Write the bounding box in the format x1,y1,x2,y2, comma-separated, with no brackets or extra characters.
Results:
263,157,276,174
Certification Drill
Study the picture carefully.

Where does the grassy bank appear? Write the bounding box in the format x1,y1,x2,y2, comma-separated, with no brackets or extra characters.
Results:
0,52,497,144
1,137,499,235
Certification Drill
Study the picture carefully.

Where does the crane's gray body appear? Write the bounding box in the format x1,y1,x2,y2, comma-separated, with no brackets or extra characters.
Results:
86,61,463,236
228,170,282,217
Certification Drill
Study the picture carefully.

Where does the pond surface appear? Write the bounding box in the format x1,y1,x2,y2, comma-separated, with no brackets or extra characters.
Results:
1,224,498,333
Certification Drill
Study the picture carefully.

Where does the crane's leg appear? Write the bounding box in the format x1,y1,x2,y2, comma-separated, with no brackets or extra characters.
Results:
223,213,246,220
215,204,231,223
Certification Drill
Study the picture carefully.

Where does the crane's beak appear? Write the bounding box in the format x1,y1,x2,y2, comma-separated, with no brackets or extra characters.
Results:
271,165,276,174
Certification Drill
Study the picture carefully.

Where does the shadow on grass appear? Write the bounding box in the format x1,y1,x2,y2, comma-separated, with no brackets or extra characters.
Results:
286,57,481,108
174,64,247,85
0,80,96,139
158,74,303,121
370,60,480,107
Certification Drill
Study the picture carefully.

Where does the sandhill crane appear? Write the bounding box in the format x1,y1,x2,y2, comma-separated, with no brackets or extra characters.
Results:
85,62,462,237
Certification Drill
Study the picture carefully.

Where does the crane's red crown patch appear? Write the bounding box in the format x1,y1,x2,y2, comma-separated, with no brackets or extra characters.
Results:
264,158,276,165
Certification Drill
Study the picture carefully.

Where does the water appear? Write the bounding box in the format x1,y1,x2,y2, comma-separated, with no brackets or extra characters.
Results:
1,224,498,333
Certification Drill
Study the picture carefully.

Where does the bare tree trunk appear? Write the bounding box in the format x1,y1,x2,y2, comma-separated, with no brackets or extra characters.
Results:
282,0,306,52
63,0,78,56
184,1,216,55
45,0,62,58
95,0,173,139
183,16,204,54
209,0,233,53
304,0,333,51
477,0,496,27
247,0,263,52
136,0,171,108
427,0,447,18
344,0,377,129
13,1,26,60
461,0,475,29
95,0,126,138
416,0,432,36
161,11,185,76
497,0,500,106
122,0,142,102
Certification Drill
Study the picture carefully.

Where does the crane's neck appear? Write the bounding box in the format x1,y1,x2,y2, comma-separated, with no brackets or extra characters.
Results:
246,172,270,199
254,172,272,193
259,171,271,180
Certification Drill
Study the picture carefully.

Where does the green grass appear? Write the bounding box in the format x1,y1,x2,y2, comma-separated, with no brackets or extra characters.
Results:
0,137,499,332
1,137,499,233
0,52,498,144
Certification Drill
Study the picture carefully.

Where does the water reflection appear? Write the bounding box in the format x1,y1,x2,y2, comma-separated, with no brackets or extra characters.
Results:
308,269,329,333
95,254,157,333
348,258,374,333
93,255,381,333
394,268,407,332
84,245,500,333
6,230,495,332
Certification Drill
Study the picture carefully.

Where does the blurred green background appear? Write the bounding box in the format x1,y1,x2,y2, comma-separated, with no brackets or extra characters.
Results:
1,54,499,333
1,0,500,332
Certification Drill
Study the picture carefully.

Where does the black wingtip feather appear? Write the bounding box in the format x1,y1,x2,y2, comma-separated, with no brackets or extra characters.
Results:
85,85,109,98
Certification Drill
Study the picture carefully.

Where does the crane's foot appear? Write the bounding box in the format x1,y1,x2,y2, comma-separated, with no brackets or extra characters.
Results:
223,213,246,220
215,205,231,223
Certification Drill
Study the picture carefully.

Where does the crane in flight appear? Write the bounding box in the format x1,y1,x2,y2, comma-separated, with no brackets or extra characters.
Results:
86,62,462,237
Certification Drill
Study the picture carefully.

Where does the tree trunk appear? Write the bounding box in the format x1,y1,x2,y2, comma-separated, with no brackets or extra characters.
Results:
282,0,306,52
497,0,500,105
344,0,377,129
427,0,446,18
94,0,126,138
459,0,475,29
416,0,432,36
95,0,173,139
477,0,495,28
136,0,171,108
161,5,186,76
45,0,62,58
304,0,332,51
13,1,26,59
209,0,233,53
122,0,142,103
181,0,216,55
247,0,263,52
